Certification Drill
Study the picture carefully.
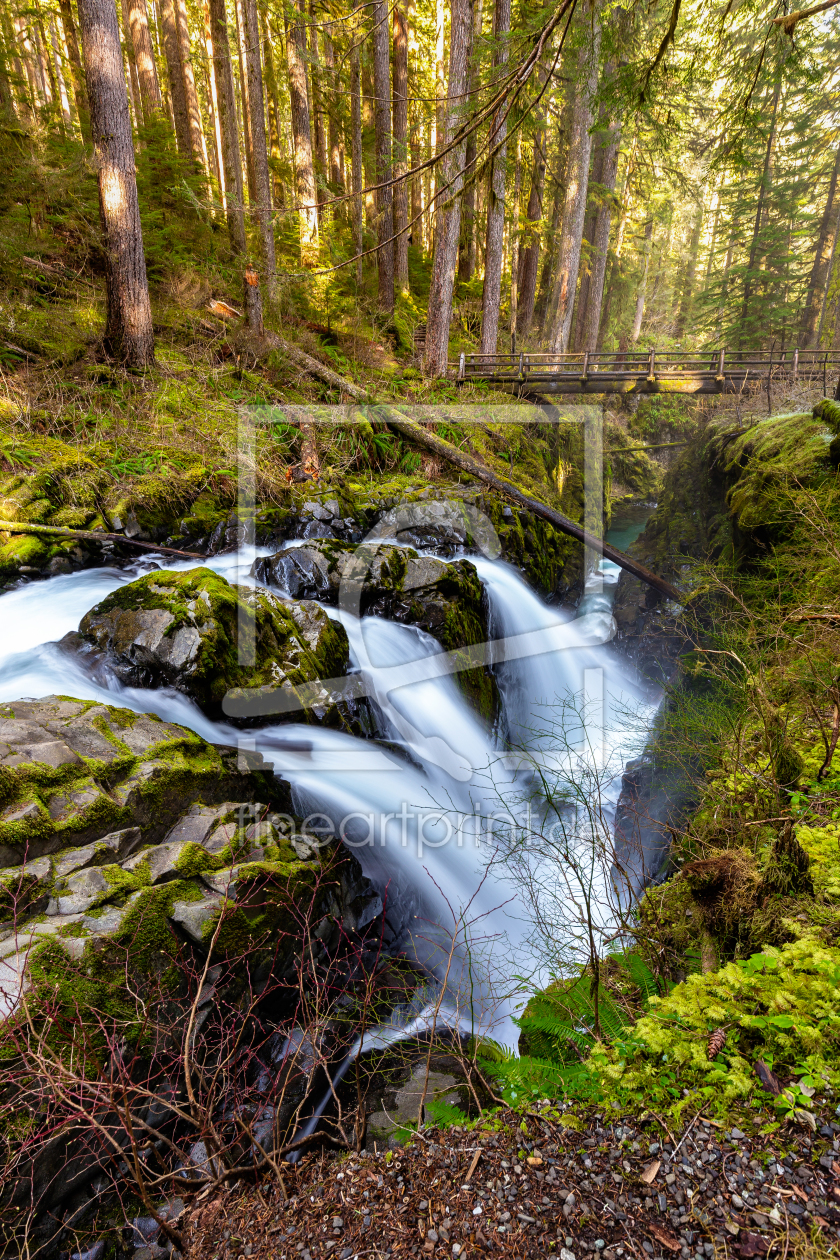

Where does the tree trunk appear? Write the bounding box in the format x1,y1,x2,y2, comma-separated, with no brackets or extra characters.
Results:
173,0,203,164
285,0,318,264
1,5,27,121
242,0,275,287
125,0,161,119
547,18,601,353
203,0,224,190
536,165,563,335
350,36,363,284
158,0,190,155
309,3,326,203
58,0,90,136
508,128,523,348
49,17,73,125
261,12,283,204
516,125,547,338
424,0,473,376
208,0,246,252
478,0,511,354
76,0,155,365
571,114,607,352
323,29,341,190
372,0,394,313
630,217,653,342
801,137,840,349
457,0,484,283
393,1,409,292
119,0,143,125
739,75,781,346
675,199,703,337
243,262,263,332
233,0,255,202
581,112,619,353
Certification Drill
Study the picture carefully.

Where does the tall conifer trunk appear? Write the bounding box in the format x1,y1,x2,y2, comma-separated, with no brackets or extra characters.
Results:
350,37,363,284
208,0,246,252
158,0,190,155
801,138,840,348
516,127,547,337
125,0,161,119
393,2,409,292
547,15,601,353
478,0,511,354
581,113,619,352
424,0,473,375
242,0,275,288
76,0,155,365
58,0,90,135
372,0,394,313
286,0,318,263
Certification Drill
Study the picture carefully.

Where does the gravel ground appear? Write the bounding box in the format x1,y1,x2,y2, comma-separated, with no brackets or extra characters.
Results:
184,1105,840,1260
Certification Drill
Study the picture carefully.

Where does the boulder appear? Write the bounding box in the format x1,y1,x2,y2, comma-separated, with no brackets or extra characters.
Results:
254,542,497,720
71,566,355,728
0,696,286,866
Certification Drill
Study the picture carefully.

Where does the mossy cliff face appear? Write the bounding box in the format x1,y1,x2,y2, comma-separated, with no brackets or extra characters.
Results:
255,540,498,721
0,694,286,865
74,567,353,727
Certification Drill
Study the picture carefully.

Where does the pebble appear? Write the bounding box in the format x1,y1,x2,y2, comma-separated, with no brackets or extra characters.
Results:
561,1251,576,1260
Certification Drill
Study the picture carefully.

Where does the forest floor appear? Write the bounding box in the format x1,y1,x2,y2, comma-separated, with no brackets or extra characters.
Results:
184,1103,840,1260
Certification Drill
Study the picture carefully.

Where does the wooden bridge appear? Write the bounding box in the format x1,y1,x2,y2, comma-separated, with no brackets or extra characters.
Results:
454,348,840,397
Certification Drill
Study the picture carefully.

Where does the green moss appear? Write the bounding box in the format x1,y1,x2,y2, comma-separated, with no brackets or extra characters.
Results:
172,841,217,878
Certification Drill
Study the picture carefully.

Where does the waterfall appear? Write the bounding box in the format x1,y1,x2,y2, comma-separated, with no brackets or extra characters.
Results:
0,540,656,1047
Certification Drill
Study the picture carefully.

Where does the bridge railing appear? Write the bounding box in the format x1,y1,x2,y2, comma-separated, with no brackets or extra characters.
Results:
453,347,840,382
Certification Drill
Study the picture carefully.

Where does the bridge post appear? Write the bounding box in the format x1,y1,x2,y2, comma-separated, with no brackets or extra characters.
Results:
647,348,656,385
793,347,799,382
518,351,524,381
716,348,725,390
458,352,465,382
580,350,589,389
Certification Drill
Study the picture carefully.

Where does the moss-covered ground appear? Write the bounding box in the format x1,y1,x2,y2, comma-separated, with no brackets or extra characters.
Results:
505,400,840,1146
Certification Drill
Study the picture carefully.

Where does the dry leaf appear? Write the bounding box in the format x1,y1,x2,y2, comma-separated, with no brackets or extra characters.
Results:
640,1158,661,1184
754,1060,782,1096
527,1156,544,1167
647,1222,681,1253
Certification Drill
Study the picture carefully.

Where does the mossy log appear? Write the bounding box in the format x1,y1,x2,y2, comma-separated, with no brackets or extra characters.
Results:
0,519,201,559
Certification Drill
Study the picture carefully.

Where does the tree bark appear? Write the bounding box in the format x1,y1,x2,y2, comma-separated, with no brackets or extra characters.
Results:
739,75,781,346
0,6,27,121
261,12,283,204
243,262,263,332
516,127,547,337
508,127,523,348
457,0,484,283
571,112,607,351
58,0,90,136
801,137,840,348
173,0,204,165
581,111,620,353
372,0,394,313
675,199,703,337
285,0,318,264
203,0,224,189
119,0,143,125
76,0,155,365
208,0,246,252
424,0,473,375
630,217,653,342
49,17,73,125
125,0,161,119
350,37,363,284
158,0,190,156
393,1,409,292
479,0,511,354
233,0,255,202
547,17,601,353
323,28,341,190
242,0,275,286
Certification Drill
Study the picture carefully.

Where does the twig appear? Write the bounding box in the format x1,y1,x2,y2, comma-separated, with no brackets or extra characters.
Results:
0,519,201,559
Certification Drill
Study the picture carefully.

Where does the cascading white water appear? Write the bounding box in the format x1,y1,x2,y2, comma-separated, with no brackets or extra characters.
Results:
0,539,656,1047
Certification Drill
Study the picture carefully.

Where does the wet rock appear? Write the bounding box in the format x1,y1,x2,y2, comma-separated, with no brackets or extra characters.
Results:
254,541,497,720
74,567,350,726
0,854,52,917
48,863,129,915
169,894,225,945
366,1064,467,1147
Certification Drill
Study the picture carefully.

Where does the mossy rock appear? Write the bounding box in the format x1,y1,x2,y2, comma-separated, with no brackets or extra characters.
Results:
76,567,352,725
255,541,498,721
0,695,286,864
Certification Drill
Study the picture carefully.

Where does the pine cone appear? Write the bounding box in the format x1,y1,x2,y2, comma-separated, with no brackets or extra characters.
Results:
707,1028,727,1059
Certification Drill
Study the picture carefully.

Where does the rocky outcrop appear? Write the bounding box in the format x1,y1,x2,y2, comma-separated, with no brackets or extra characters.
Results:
0,694,389,1260
0,695,284,866
255,541,499,721
69,567,359,728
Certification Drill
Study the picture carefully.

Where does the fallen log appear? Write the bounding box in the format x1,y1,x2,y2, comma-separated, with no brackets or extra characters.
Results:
378,407,683,603
0,520,202,560
253,339,681,601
